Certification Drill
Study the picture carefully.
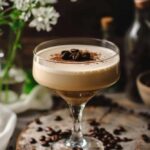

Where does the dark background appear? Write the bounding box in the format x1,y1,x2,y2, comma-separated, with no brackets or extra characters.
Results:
1,0,135,68
22,0,134,70
24,0,134,37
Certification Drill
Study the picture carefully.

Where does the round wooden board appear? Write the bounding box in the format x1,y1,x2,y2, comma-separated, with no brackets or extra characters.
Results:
16,107,150,150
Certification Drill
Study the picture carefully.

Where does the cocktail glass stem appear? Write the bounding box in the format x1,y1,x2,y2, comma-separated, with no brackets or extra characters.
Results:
67,103,87,148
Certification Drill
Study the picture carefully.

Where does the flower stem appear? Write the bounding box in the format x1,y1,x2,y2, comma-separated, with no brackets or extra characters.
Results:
0,26,23,102
3,29,22,78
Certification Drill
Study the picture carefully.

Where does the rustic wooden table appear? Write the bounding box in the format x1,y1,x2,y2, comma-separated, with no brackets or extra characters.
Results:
7,93,150,150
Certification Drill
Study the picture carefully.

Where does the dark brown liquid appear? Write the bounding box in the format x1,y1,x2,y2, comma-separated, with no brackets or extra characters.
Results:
56,90,97,105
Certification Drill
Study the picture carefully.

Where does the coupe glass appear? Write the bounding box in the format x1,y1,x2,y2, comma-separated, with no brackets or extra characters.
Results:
33,38,120,150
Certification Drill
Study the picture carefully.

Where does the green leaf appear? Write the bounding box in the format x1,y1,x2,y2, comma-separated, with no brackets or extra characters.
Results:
9,10,21,20
9,19,24,32
22,70,37,94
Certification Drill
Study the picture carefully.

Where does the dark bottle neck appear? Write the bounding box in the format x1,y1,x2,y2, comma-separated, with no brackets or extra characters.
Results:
135,6,150,27
102,27,114,40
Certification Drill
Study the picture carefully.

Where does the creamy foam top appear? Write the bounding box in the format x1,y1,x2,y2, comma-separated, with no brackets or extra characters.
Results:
35,45,119,73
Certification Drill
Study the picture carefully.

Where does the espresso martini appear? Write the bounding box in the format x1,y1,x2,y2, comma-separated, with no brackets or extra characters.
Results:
33,44,119,105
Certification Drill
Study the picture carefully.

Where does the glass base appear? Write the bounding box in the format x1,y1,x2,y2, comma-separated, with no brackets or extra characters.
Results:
52,136,104,150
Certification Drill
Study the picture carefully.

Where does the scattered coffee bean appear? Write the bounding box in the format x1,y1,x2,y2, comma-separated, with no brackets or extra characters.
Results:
46,137,53,143
45,127,53,132
139,112,150,119
37,127,43,132
7,146,14,150
61,130,72,139
113,126,126,135
35,118,42,125
88,126,131,150
123,137,133,142
148,123,150,130
50,134,59,141
41,141,49,147
72,147,83,150
55,115,63,121
39,135,46,141
114,144,123,150
30,138,37,144
142,134,150,143
47,132,53,136
89,119,100,126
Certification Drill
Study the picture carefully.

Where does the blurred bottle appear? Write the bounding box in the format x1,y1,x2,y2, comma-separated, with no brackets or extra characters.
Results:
125,0,150,102
101,17,114,39
101,16,126,92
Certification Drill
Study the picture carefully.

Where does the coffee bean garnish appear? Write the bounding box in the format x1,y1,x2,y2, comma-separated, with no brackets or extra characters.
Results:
71,51,81,61
61,50,71,60
60,49,94,61
30,138,37,144
142,134,150,143
55,115,63,121
35,118,42,125
36,127,43,132
82,52,91,60
71,49,79,53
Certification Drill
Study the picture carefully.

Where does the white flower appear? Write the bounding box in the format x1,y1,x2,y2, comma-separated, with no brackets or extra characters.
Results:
29,6,60,32
12,0,38,11
0,0,8,10
20,11,31,22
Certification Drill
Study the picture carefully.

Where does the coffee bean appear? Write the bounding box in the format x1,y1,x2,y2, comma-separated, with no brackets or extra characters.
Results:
61,130,72,138
72,147,83,150
123,137,133,142
30,138,37,144
89,119,100,126
113,126,126,135
82,52,91,60
45,127,53,132
60,49,94,61
61,51,71,60
71,49,79,53
36,127,43,132
139,112,150,119
39,135,46,141
115,144,123,150
7,146,14,150
148,123,150,130
41,141,49,147
142,134,150,143
35,118,42,125
55,115,63,121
